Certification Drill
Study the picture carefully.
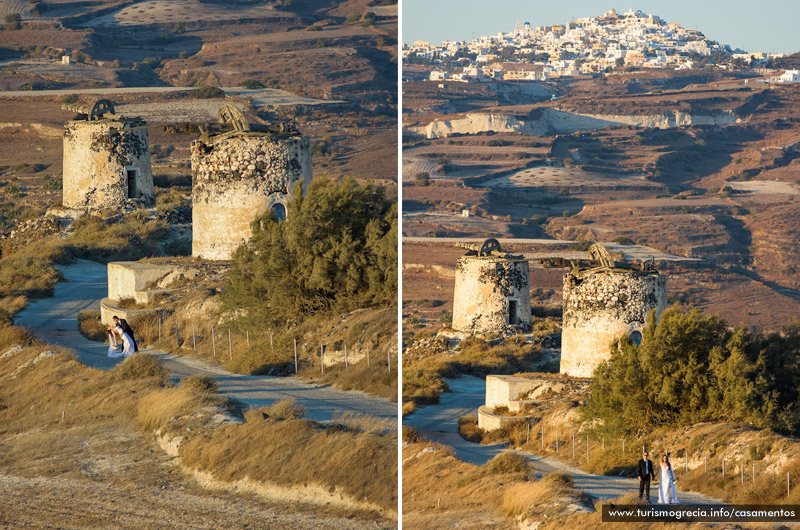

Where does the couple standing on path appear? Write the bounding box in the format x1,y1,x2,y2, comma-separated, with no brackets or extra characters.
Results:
638,450,680,504
107,316,139,358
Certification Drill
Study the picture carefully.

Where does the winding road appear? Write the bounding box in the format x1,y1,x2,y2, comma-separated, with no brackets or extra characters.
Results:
404,376,721,504
14,260,396,425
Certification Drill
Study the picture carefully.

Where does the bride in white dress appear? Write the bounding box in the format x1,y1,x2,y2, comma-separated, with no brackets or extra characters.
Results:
107,326,124,358
114,324,136,357
658,454,679,504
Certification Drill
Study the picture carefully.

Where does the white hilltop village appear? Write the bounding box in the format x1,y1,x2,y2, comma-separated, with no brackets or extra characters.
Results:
403,7,798,82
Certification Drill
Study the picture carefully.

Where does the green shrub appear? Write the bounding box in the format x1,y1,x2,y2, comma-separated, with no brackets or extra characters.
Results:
189,86,226,99
222,178,397,328
583,308,800,436
239,79,264,89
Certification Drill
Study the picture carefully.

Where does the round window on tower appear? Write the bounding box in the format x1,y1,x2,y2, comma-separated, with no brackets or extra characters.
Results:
270,203,286,222
629,330,643,346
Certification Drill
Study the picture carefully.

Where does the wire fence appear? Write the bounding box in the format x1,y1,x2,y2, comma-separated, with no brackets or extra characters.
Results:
127,312,395,374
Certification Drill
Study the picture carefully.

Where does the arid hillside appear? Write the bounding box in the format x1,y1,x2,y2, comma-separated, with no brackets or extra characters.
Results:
402,68,800,331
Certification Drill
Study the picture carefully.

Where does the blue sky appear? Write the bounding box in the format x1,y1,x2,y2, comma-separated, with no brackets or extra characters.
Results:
402,1,800,54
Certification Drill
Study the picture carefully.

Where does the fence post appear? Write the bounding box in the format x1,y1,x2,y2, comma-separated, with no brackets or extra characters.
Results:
270,331,273,350
320,343,324,374
752,462,755,485
158,316,161,341
685,453,688,475
541,423,544,450
705,454,707,472
192,322,196,351
387,348,391,372
788,471,791,498
294,338,298,374
176,320,179,347
211,326,216,357
367,345,370,366
623,439,625,455
602,437,604,451
246,331,250,347
228,329,232,361
572,433,575,459
556,428,559,453
586,434,589,462
526,422,530,444
741,462,744,484
722,459,725,478
344,344,348,370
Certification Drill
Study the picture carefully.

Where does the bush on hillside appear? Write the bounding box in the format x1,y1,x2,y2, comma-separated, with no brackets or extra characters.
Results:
582,308,800,435
222,178,397,328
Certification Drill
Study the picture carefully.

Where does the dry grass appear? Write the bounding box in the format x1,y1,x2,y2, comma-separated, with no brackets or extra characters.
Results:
243,398,307,423
484,451,533,476
332,412,397,435
403,440,541,529
112,353,170,383
180,373,218,394
77,309,107,342
299,357,398,401
136,386,214,432
179,415,397,513
402,328,558,409
0,211,171,315
502,472,576,517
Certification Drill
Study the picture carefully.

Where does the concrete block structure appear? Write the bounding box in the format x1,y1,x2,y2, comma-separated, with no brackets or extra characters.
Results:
62,100,153,211
100,261,177,325
560,258,667,378
191,130,311,261
452,239,531,334
478,375,564,430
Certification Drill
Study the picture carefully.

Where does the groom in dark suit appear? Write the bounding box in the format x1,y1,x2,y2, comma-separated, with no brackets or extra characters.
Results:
112,315,138,353
637,450,656,502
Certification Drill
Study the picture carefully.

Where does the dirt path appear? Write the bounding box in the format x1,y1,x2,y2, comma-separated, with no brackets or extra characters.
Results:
14,260,396,424
404,376,722,505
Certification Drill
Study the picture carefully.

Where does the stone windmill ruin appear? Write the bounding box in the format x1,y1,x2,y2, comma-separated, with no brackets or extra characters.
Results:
452,238,533,334
165,104,312,260
450,239,667,377
539,243,667,377
62,99,154,211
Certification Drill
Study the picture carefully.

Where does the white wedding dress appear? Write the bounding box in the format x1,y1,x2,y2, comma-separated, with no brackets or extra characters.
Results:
107,331,125,358
115,325,136,357
658,462,679,504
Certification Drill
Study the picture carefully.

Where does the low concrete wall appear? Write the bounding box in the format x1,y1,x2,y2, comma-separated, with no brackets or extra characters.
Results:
478,405,531,431
100,297,161,326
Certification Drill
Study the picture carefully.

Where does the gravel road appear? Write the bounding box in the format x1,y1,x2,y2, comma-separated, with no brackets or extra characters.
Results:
14,260,396,424
404,376,721,505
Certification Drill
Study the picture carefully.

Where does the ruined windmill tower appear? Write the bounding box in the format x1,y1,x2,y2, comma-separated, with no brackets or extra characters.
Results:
554,244,667,378
62,99,154,211
189,104,311,260
452,239,532,334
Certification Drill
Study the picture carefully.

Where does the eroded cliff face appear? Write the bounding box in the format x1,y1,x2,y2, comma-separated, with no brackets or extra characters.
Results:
452,256,532,334
411,108,739,138
191,134,311,261
62,120,154,211
560,271,667,378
